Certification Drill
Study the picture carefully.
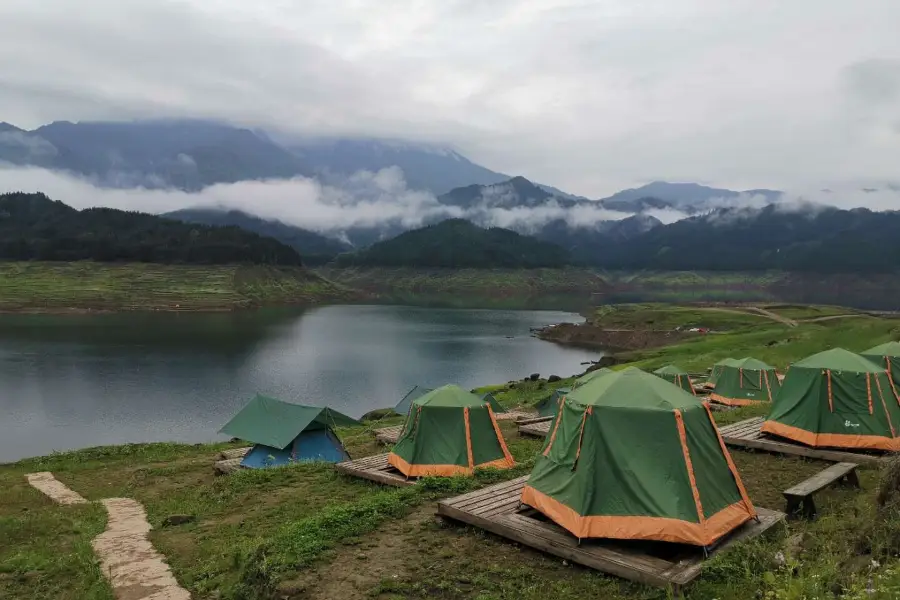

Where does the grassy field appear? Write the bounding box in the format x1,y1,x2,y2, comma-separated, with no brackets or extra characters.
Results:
3,304,900,599
0,262,356,312
316,267,606,310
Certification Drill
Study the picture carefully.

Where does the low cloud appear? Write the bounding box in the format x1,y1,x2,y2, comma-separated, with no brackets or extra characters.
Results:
0,164,658,234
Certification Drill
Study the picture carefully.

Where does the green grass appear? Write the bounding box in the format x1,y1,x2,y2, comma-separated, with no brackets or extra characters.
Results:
762,304,860,321
4,303,900,599
623,313,900,372
0,262,355,312
590,303,776,331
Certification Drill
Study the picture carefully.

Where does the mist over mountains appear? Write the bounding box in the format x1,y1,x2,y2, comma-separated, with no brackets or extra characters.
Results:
3,118,900,270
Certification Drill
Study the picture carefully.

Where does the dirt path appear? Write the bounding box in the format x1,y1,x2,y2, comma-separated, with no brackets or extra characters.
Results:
25,471,88,505
800,314,865,323
702,306,798,327
92,498,191,600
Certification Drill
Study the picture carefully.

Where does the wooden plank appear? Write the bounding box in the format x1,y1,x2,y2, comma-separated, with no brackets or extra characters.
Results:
213,458,244,475
436,478,786,590
335,453,415,487
784,462,859,497
445,477,528,508
218,447,251,460
721,422,886,466
518,421,551,438
374,426,403,444
516,416,554,426
664,508,785,585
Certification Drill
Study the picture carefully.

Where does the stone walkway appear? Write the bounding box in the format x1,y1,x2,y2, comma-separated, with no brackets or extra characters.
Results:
25,472,191,600
25,471,88,505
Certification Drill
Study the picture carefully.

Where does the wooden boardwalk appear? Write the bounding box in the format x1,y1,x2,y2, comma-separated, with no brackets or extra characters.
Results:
719,417,887,466
335,453,415,487
437,477,784,590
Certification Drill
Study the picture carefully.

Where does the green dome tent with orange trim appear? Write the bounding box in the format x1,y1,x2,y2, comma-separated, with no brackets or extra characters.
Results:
761,348,900,451
653,365,696,395
861,341,900,388
709,358,737,385
388,385,515,477
709,357,779,407
534,368,612,418
521,368,756,547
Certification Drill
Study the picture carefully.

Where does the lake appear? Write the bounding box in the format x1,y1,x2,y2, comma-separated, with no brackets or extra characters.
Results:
0,305,599,462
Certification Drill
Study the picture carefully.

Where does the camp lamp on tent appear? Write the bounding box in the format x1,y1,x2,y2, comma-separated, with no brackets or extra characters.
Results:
708,357,780,407
861,341,900,387
761,348,900,451
653,365,697,395
388,384,515,477
393,385,505,416
219,395,359,468
534,368,612,418
521,367,756,547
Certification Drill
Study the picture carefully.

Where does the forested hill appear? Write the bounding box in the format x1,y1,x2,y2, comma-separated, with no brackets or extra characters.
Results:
163,208,351,265
0,192,303,265
336,219,570,268
597,205,900,272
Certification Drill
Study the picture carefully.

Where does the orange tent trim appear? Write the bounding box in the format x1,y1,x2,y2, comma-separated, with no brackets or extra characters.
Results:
387,452,514,477
674,409,705,524
760,420,900,452
520,485,754,546
707,393,767,407
485,405,516,466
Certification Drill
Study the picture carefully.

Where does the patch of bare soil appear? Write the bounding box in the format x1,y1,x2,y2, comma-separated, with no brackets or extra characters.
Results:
536,322,692,351
277,505,435,600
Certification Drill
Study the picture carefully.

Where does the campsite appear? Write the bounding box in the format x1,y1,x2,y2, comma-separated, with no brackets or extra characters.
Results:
3,303,900,599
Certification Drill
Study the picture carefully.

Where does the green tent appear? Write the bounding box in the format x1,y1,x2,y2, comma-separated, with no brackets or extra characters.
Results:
535,387,570,418
709,358,737,385
219,395,360,468
709,357,780,406
394,386,505,416
521,368,756,546
861,342,900,388
653,365,696,395
762,348,900,451
534,369,612,419
389,385,515,477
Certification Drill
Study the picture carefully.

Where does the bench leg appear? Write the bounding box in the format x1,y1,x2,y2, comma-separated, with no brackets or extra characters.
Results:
843,470,861,489
802,496,817,520
784,496,803,519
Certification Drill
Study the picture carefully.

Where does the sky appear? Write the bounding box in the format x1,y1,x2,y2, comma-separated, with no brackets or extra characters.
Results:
1,0,899,199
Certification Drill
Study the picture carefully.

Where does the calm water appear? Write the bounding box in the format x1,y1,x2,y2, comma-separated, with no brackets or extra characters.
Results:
0,305,599,462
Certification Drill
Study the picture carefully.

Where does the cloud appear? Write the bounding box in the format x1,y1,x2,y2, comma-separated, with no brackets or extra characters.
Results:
0,163,678,235
0,1,899,198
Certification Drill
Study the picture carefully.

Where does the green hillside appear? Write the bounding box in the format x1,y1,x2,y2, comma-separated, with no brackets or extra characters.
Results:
335,219,570,268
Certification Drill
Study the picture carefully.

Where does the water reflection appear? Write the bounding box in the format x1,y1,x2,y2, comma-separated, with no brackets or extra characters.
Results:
0,305,599,462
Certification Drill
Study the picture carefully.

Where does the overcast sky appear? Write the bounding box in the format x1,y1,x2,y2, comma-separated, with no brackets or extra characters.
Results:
1,0,899,197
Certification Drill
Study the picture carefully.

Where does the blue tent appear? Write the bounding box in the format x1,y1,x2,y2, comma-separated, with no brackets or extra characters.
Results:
219,395,360,469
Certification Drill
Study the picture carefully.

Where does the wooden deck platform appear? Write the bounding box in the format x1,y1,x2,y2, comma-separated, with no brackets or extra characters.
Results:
213,457,244,475
518,419,551,438
218,447,251,460
374,425,403,444
719,417,887,466
335,453,415,487
437,477,785,590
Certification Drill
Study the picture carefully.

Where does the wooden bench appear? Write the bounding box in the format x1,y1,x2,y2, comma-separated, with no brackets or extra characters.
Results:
783,462,861,520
